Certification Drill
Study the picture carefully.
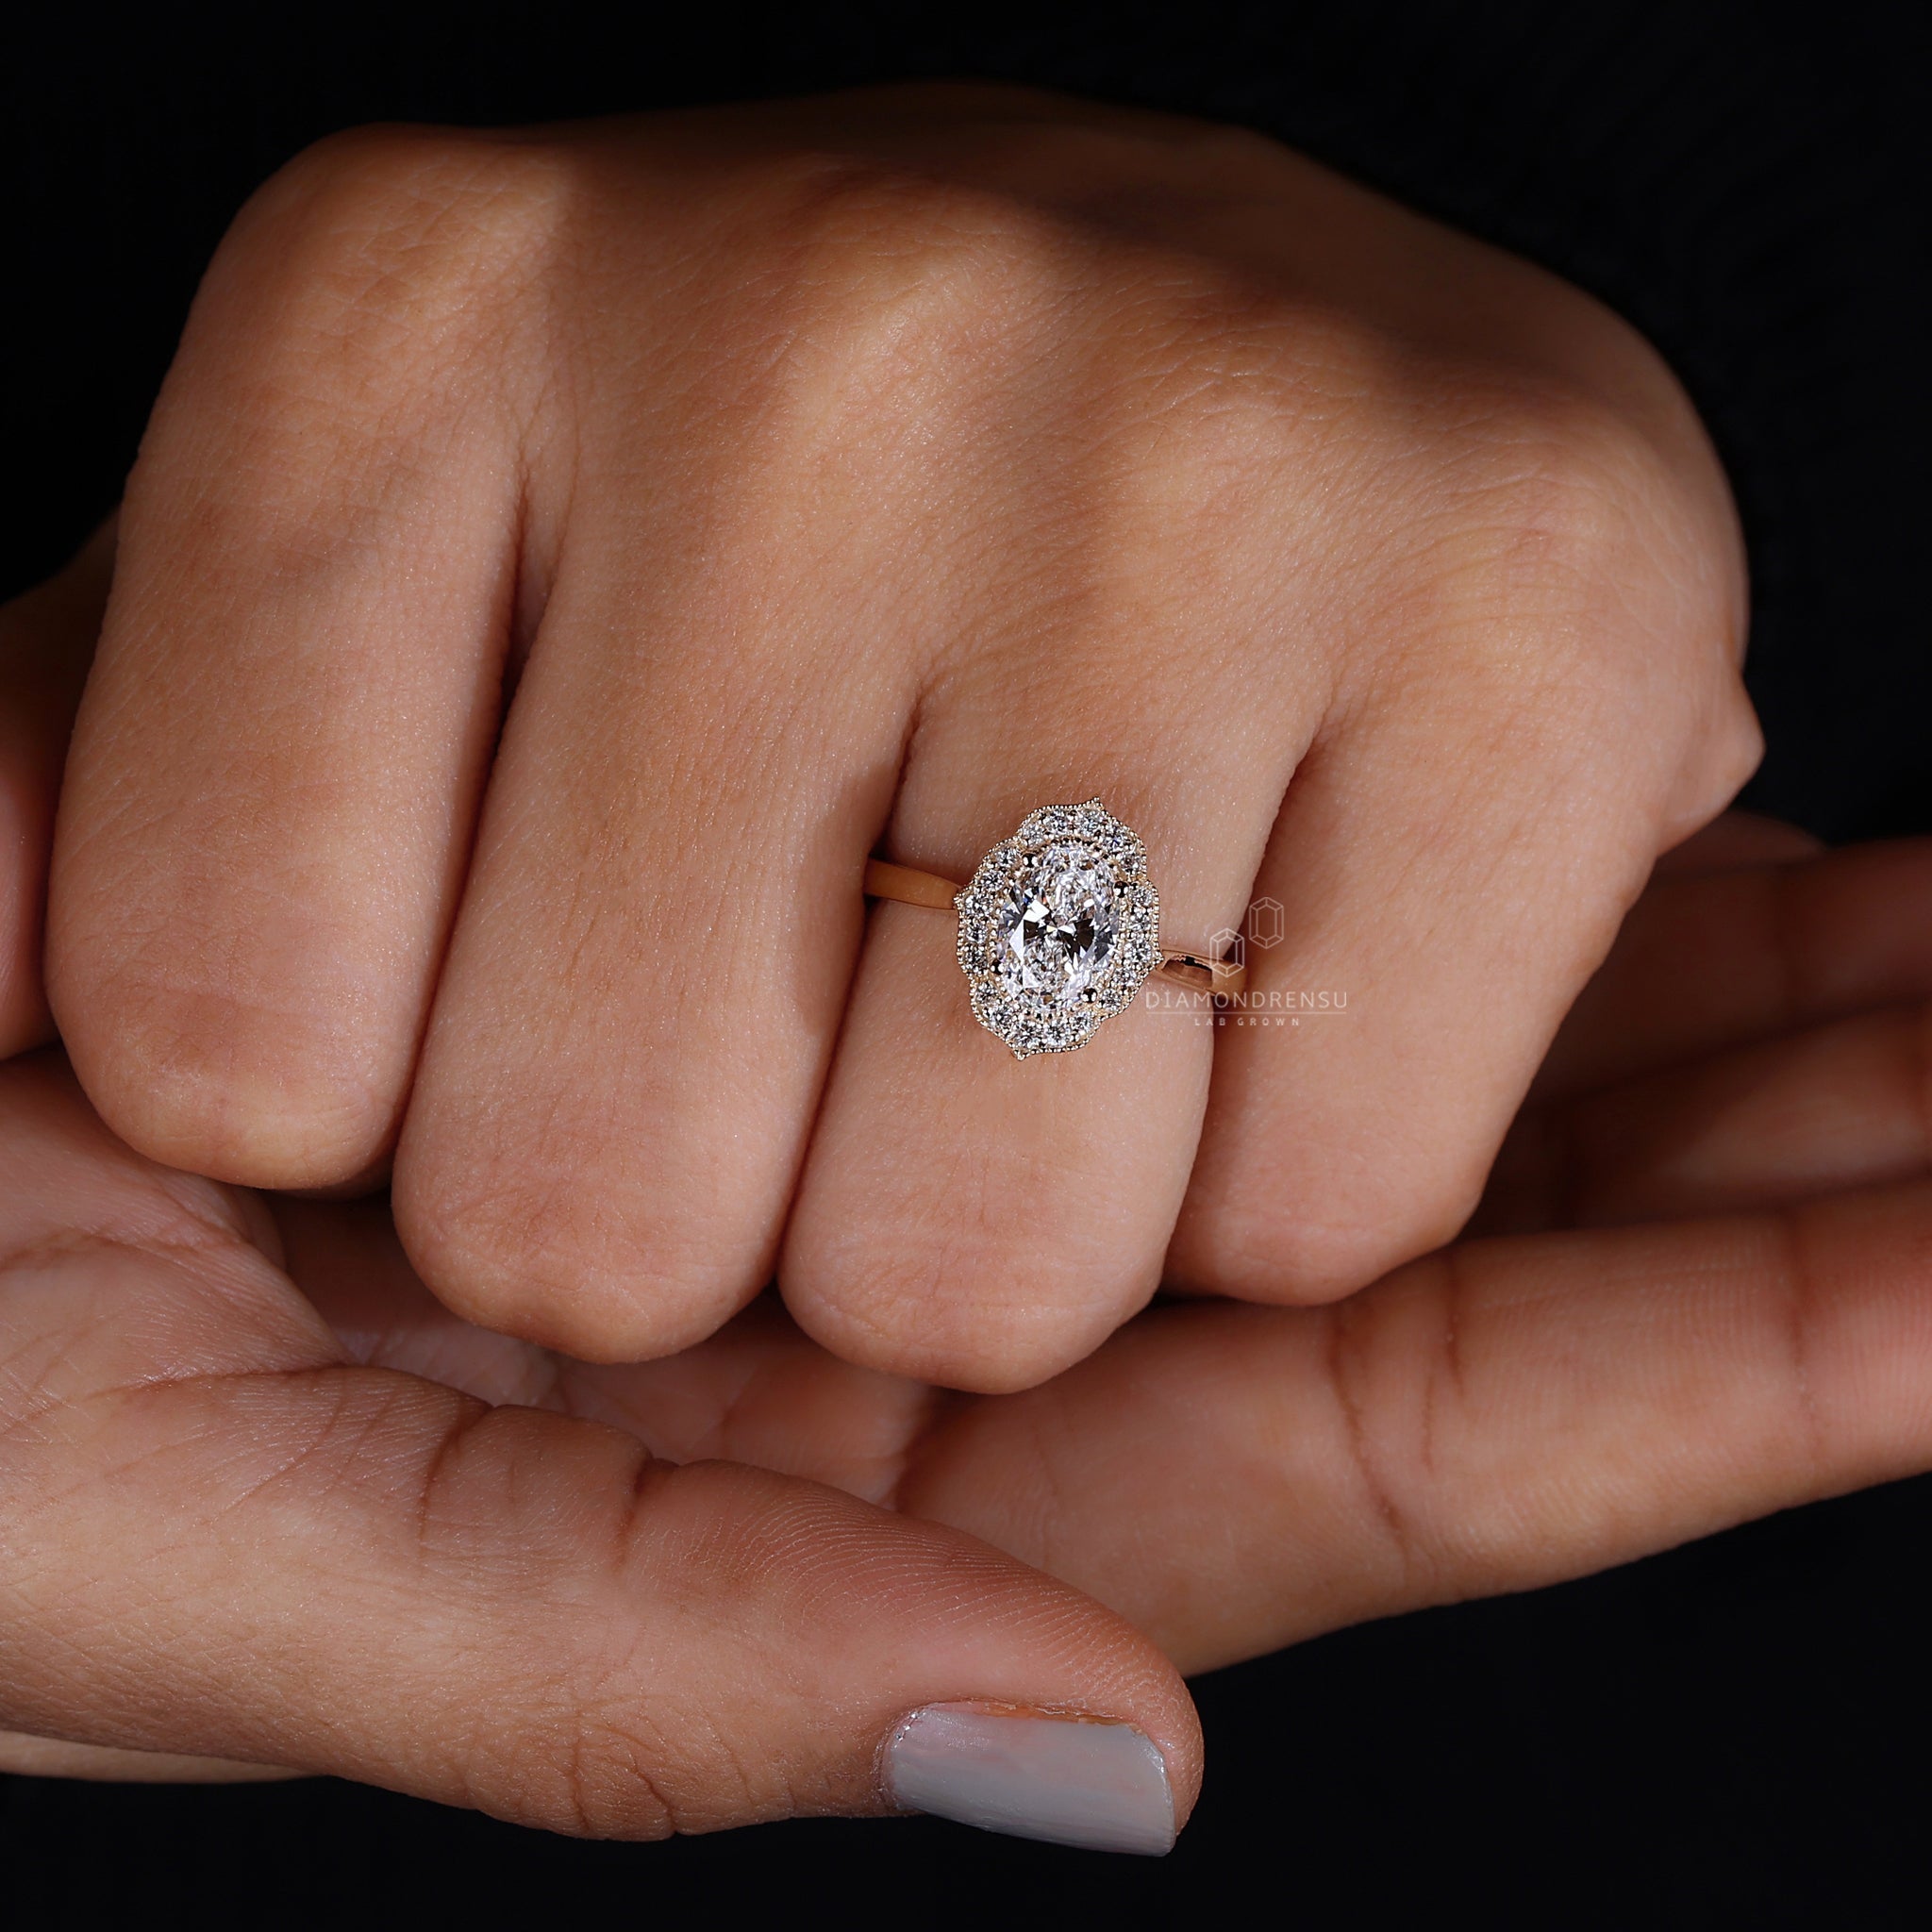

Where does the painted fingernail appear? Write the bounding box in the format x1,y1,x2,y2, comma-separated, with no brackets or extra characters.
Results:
882,1704,1176,1856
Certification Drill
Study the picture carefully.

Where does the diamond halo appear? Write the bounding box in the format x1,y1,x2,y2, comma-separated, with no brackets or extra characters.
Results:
952,798,1162,1059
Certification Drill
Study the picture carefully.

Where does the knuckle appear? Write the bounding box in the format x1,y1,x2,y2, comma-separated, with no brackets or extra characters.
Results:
394,1134,747,1360
53,956,396,1189
1190,1154,1481,1307
1664,671,1766,833
1440,376,1680,585
1367,368,1741,750
258,123,570,301
1429,337,1738,650
1236,1207,1467,1307
49,821,406,1186
399,1419,765,1837
198,125,571,421
1320,1260,1471,1593
759,149,1300,424
785,1219,1124,1394
765,157,1082,397
1709,675,1767,788
752,156,1351,592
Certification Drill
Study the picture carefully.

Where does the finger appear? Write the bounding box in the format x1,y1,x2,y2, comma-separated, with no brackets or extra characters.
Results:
0,1731,299,1782
904,1174,1932,1674
388,447,914,1361
787,781,1286,1392
278,1195,937,1507
0,519,114,1058
1535,834,1932,1100
47,131,528,1187
0,1053,1195,1853
1477,998,1932,1234
1171,427,1758,1305
782,344,1328,1391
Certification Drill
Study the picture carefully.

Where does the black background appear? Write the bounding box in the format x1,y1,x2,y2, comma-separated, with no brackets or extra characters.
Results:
3,3,1929,1923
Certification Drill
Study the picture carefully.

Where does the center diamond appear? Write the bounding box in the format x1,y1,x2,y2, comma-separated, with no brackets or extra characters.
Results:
953,799,1162,1058
997,842,1118,1005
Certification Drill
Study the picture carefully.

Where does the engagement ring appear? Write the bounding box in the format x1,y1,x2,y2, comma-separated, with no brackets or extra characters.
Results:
864,798,1246,1058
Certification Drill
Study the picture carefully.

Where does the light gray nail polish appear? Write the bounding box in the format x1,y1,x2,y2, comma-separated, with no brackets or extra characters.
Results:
882,1703,1176,1856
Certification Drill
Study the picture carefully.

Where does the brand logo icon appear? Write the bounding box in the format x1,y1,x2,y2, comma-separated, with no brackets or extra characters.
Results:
1247,896,1286,950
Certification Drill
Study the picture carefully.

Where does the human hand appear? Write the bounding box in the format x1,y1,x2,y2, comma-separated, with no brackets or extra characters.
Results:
44,86,1756,1394
11,783,1932,1830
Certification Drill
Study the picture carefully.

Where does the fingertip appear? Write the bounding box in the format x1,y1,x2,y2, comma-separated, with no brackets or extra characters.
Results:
1171,1157,1479,1306
882,1704,1181,1855
52,979,405,1190
780,1237,1151,1393
390,1143,768,1364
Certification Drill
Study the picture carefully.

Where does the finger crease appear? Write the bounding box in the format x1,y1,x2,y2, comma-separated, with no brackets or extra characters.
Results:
1324,1300,1422,1595
1771,1204,1830,1479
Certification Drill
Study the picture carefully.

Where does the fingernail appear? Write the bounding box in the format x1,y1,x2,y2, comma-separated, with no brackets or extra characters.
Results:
882,1703,1176,1856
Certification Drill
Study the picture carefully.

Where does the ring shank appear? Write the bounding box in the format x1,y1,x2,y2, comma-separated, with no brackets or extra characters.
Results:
860,858,961,912
862,857,1248,998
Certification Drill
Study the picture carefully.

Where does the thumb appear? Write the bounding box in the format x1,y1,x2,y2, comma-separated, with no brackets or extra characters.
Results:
0,1052,1195,1853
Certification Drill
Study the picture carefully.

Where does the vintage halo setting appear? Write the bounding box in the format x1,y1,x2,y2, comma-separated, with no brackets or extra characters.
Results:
952,798,1161,1058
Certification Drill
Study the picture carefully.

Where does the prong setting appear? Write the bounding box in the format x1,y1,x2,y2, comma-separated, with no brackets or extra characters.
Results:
953,798,1161,1058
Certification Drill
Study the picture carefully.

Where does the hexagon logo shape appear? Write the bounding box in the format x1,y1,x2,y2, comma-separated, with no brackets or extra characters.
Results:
1246,895,1286,949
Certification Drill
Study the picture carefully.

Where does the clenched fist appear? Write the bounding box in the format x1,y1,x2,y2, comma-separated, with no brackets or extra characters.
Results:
49,85,1753,1391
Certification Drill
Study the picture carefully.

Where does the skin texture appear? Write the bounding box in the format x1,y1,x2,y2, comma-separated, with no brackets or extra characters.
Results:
17,85,1893,1828
0,522,105,1058
44,86,1757,1394
12,743,1932,1799
8,505,1932,1822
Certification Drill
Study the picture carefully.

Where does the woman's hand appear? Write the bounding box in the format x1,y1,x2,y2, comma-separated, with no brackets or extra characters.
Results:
11,509,1931,1831
8,807,1932,1830
42,86,1754,1393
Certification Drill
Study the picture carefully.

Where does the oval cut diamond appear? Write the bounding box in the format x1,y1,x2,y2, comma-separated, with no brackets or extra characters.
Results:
996,843,1118,1005
954,799,1161,1058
